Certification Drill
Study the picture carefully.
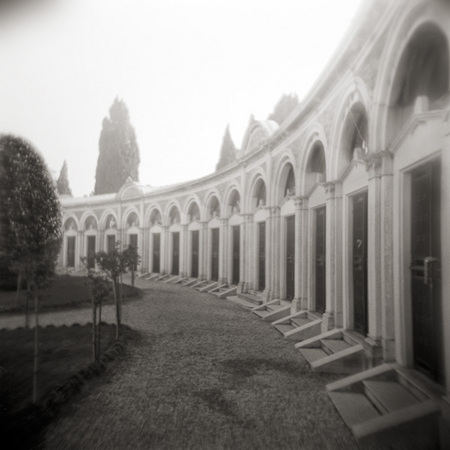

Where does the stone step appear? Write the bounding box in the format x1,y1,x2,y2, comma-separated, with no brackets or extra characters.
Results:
291,317,310,328
298,348,328,364
226,296,255,309
363,381,419,414
328,392,380,427
321,338,352,355
267,303,285,312
274,324,295,335
253,310,271,318
238,293,263,306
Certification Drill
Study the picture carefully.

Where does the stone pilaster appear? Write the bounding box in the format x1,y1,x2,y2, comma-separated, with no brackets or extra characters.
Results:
365,150,394,363
292,197,306,313
180,224,188,277
161,225,169,275
219,218,228,284
322,181,343,331
268,206,280,300
199,221,208,280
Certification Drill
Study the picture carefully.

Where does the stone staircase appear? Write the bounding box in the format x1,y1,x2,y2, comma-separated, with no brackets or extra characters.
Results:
210,284,237,299
272,311,323,342
163,275,181,284
327,363,449,449
252,299,291,322
192,280,218,292
145,273,161,281
238,291,264,306
295,329,366,375
179,277,198,286
154,274,172,282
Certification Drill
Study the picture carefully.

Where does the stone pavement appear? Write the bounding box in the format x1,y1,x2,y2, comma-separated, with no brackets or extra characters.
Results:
40,278,357,449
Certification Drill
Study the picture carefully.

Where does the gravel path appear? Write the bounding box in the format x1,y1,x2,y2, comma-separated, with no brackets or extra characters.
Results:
42,278,357,450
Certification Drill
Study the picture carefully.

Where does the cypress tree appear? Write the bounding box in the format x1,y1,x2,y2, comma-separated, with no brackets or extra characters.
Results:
94,98,140,195
56,160,72,196
215,125,236,171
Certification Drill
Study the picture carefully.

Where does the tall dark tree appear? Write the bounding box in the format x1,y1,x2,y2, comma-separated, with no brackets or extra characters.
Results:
56,160,72,196
268,93,299,125
94,98,140,195
215,125,236,171
0,134,62,402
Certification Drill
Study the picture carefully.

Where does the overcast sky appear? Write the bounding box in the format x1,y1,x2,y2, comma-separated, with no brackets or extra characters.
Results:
0,0,361,197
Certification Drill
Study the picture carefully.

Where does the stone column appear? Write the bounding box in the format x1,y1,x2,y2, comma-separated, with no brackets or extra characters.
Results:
238,217,246,294
268,206,281,300
219,218,228,284
199,221,208,280
161,225,169,275
99,229,105,252
292,197,304,312
77,230,83,270
180,224,188,277
242,213,254,292
365,151,394,363
139,227,145,273
323,181,342,331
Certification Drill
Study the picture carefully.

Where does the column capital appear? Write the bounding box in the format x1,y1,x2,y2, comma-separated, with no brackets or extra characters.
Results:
293,196,308,209
268,206,280,216
219,218,228,226
364,150,393,177
321,180,342,199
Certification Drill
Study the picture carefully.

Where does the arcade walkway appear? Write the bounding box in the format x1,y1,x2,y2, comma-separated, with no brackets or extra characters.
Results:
43,278,357,449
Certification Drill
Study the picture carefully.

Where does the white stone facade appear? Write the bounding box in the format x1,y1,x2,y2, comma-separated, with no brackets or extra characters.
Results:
60,0,450,397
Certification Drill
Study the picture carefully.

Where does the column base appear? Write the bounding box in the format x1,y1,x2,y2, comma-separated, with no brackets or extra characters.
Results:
365,335,384,368
321,312,335,332
291,298,303,314
237,282,245,294
381,337,396,362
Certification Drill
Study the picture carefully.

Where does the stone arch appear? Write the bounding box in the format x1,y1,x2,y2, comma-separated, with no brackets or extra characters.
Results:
81,213,98,231
204,191,221,221
63,215,79,232
166,203,181,226
248,174,267,213
99,210,118,230
185,197,201,223
224,184,241,217
330,80,371,179
122,207,140,230
273,152,297,205
146,206,163,227
373,4,450,150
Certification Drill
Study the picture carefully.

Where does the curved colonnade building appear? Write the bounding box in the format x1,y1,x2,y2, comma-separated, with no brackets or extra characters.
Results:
60,1,450,446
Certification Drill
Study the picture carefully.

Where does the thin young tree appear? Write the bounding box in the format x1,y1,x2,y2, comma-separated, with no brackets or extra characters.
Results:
0,134,62,403
94,242,128,338
123,244,141,288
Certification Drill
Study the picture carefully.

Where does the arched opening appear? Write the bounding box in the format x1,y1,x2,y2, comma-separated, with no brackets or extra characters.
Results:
168,206,180,225
84,216,98,268
64,218,78,268
150,209,162,226
284,165,295,198
188,202,200,222
228,190,241,216
305,141,326,194
207,196,220,220
389,24,449,137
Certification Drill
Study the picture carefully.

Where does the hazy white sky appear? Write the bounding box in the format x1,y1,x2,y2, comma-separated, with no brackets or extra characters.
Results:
0,0,361,197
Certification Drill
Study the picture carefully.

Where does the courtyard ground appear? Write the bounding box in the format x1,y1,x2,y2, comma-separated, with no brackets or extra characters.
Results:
42,277,357,449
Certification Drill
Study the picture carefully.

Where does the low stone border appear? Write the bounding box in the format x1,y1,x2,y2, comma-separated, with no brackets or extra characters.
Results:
2,325,134,448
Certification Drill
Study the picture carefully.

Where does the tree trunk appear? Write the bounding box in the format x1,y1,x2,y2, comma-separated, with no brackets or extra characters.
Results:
25,281,30,329
92,301,97,362
131,268,135,287
113,280,121,339
16,272,21,305
97,301,102,357
32,289,39,403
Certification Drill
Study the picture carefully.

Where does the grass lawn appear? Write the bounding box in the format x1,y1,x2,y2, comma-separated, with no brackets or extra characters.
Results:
0,323,117,415
0,274,141,314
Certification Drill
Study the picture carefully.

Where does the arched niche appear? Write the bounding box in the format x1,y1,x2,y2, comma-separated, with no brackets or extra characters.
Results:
187,202,200,222
149,209,162,227
168,206,181,225
226,189,241,217
338,104,369,178
64,217,78,232
206,195,220,221
388,24,449,140
250,178,266,212
276,162,296,205
304,141,326,194
84,215,98,231
105,214,117,230
126,211,139,229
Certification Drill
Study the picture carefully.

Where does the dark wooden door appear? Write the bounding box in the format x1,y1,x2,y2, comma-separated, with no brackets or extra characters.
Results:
211,228,219,281
353,192,368,335
411,160,442,381
153,233,160,273
87,236,96,269
286,215,295,300
258,222,266,292
191,230,199,278
232,226,240,285
107,235,115,253
172,232,180,275
315,207,326,313
129,234,138,270
67,236,75,268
